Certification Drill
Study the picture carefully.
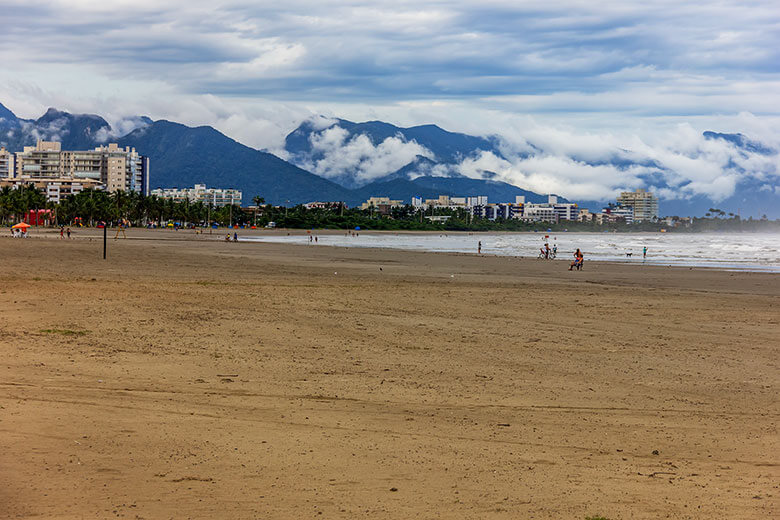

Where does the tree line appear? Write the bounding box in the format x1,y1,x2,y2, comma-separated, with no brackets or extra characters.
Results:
0,186,246,227
1,185,777,232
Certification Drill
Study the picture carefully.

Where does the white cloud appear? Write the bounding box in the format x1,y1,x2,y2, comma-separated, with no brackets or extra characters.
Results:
398,120,778,203
301,126,434,184
0,0,778,206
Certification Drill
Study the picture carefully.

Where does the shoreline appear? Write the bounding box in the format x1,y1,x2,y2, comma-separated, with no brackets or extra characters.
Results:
8,227,780,273
1,232,778,518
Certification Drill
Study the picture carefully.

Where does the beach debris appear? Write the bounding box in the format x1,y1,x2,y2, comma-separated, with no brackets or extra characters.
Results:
652,450,660,456
216,374,238,377
497,423,511,427
390,487,398,492
170,476,213,483
638,471,676,478
334,271,338,275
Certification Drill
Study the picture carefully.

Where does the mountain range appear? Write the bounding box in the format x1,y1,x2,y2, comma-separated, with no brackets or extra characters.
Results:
1,101,777,217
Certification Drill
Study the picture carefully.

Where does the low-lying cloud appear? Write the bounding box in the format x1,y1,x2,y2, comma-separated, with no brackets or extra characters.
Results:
300,126,434,184
288,121,779,204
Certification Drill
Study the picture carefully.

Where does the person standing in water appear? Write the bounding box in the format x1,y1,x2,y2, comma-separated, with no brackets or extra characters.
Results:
643,246,647,259
478,241,482,254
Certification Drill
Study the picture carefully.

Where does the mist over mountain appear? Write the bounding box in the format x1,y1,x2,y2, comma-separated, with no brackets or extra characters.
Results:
0,103,112,151
284,116,780,218
116,120,352,204
1,101,778,217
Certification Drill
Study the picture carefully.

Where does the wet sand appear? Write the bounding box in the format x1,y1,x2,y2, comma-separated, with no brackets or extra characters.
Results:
1,229,778,519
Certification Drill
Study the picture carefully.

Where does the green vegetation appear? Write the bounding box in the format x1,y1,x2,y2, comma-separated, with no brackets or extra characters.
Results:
2,186,778,232
0,186,245,227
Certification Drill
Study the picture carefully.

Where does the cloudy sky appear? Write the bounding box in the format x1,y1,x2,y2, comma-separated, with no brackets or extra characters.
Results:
1,0,778,202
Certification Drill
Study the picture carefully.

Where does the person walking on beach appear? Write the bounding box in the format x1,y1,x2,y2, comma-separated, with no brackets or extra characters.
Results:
114,220,127,239
478,241,482,254
60,226,64,239
643,246,647,259
66,227,71,239
233,232,238,242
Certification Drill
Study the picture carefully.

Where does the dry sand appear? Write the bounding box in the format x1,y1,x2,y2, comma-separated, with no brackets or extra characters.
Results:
1,229,778,519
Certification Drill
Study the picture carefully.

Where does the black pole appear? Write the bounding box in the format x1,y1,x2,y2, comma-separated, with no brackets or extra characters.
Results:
103,224,107,259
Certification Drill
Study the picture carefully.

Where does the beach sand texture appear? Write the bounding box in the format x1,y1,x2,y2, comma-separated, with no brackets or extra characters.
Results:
1,230,778,519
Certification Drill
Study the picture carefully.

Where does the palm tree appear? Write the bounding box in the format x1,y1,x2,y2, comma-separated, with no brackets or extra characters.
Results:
252,195,265,226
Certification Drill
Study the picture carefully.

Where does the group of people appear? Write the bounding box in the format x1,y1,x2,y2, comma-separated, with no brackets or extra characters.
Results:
59,227,72,239
539,242,558,259
12,228,29,238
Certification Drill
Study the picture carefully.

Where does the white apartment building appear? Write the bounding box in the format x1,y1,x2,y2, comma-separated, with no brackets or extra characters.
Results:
0,147,14,178
616,188,658,222
520,195,578,223
151,184,242,207
412,194,488,210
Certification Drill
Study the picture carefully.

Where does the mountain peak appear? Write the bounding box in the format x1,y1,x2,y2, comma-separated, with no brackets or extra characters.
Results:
0,102,18,123
703,130,774,155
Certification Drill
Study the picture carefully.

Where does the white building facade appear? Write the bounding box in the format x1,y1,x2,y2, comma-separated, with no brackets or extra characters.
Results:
151,184,242,207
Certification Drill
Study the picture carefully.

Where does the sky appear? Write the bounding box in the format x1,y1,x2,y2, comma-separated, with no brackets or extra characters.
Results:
1,0,778,202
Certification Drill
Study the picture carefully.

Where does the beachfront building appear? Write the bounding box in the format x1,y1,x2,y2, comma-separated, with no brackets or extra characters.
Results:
0,147,14,178
519,195,579,223
151,184,242,207
304,201,346,210
412,195,488,210
360,196,403,210
578,208,594,222
0,176,103,203
599,205,634,224
9,140,150,200
616,188,658,222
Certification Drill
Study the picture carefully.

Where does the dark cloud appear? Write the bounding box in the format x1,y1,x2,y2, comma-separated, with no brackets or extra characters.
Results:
1,1,777,106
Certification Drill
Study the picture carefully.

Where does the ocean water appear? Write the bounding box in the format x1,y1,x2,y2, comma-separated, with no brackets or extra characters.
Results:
242,232,780,272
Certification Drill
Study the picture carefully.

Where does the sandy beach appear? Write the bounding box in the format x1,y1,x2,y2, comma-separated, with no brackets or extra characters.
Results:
1,228,778,519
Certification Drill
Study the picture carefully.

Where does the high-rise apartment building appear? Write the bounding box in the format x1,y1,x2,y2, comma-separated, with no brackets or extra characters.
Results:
0,147,14,178
616,188,658,222
7,140,150,199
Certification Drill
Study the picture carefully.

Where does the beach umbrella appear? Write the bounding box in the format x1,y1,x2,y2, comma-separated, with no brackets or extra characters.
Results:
11,222,31,229
355,226,361,230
